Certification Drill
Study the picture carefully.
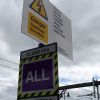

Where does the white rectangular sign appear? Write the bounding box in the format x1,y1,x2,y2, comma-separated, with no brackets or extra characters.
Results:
22,0,73,60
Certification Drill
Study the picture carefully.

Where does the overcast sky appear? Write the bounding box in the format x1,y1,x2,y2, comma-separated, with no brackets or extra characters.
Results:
0,0,100,100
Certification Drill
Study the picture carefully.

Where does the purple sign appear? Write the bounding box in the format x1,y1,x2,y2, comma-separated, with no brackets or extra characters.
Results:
22,59,53,92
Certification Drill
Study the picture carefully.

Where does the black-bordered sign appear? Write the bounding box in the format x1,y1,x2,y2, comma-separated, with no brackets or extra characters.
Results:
17,43,59,100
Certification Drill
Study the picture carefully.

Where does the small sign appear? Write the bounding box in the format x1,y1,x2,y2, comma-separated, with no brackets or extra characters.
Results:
17,43,59,100
29,0,48,20
28,12,48,43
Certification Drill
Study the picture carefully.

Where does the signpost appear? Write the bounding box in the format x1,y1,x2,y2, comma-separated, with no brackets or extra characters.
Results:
19,0,73,99
17,43,59,100
22,0,72,60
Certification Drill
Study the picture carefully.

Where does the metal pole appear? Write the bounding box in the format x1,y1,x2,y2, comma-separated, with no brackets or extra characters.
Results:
64,91,66,100
97,85,99,100
93,77,96,98
64,89,67,100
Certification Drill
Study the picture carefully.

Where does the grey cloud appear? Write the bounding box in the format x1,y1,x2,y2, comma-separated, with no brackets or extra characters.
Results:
0,86,17,100
0,67,18,100
0,0,38,56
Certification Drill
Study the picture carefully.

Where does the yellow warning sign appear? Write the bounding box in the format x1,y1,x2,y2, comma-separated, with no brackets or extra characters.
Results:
28,12,48,44
30,0,48,20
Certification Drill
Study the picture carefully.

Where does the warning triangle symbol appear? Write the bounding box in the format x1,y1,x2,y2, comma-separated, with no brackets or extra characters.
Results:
30,0,48,20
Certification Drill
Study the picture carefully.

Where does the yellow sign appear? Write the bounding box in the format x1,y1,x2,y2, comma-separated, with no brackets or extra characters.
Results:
30,0,48,20
28,12,48,44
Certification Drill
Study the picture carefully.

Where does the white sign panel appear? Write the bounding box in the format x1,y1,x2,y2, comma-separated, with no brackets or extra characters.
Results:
22,0,72,60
